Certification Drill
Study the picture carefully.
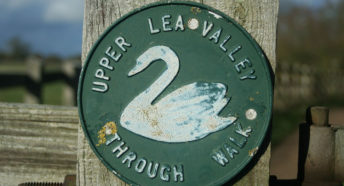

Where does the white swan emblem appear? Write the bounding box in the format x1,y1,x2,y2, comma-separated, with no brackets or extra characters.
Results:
120,45,236,142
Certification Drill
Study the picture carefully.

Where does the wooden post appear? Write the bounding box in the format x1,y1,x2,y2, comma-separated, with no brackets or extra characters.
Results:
78,0,278,185
24,56,43,104
0,103,78,186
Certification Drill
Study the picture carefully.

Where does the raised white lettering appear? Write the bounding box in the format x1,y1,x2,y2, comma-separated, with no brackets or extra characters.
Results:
106,133,121,145
235,58,252,73
223,144,239,159
211,149,228,166
160,165,171,182
240,69,257,80
173,165,184,182
229,136,247,149
219,35,231,52
148,18,160,34
235,123,252,137
135,158,147,173
91,81,108,93
174,15,185,31
99,57,113,70
209,28,222,43
115,36,131,52
147,162,159,178
162,15,172,31
122,151,137,168
202,21,213,37
112,141,128,158
95,69,109,80
228,45,242,62
105,46,122,62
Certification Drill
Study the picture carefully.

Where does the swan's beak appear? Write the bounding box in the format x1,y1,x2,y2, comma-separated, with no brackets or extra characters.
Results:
128,68,136,77
128,60,146,77
128,64,145,76
128,64,143,77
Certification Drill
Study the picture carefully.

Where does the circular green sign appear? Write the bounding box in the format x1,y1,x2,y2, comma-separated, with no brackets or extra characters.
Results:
78,2,273,186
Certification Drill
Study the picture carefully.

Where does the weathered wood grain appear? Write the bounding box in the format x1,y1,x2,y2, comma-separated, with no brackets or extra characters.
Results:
0,103,79,186
79,0,278,185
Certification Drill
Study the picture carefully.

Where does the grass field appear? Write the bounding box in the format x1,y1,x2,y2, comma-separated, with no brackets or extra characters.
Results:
0,81,64,105
271,107,306,146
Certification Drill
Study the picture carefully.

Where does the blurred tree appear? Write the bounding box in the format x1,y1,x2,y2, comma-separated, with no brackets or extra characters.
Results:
45,55,62,63
278,0,344,69
7,37,31,60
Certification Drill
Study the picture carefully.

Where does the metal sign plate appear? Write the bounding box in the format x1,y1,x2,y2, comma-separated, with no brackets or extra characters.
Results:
78,2,273,185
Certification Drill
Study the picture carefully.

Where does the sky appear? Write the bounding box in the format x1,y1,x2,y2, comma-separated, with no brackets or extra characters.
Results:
280,0,334,13
0,0,83,58
0,0,331,58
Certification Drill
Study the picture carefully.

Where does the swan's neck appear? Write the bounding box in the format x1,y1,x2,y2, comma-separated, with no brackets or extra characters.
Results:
138,53,179,105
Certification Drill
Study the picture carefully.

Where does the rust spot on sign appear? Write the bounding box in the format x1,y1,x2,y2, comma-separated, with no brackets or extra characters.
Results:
248,147,258,157
96,121,118,146
191,7,201,14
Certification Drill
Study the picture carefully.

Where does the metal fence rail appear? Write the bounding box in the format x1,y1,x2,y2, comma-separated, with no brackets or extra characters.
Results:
274,62,344,109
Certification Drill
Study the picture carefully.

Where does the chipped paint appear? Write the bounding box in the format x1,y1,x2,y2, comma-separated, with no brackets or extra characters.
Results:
208,11,223,19
96,121,117,146
248,147,259,157
190,7,201,14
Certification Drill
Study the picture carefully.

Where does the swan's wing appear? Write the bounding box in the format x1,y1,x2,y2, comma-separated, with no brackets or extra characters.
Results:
156,82,229,124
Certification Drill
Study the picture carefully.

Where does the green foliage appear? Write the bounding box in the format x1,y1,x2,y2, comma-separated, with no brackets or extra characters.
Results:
278,1,344,69
0,86,25,103
271,106,305,147
42,81,64,105
272,1,344,146
6,37,31,60
0,81,64,105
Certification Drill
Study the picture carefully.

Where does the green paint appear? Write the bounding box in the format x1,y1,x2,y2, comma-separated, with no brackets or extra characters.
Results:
78,1,273,185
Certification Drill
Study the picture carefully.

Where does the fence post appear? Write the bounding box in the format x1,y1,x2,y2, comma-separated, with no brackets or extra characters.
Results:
24,55,43,104
78,0,278,185
62,60,77,106
299,106,342,185
305,107,334,181
334,125,344,181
